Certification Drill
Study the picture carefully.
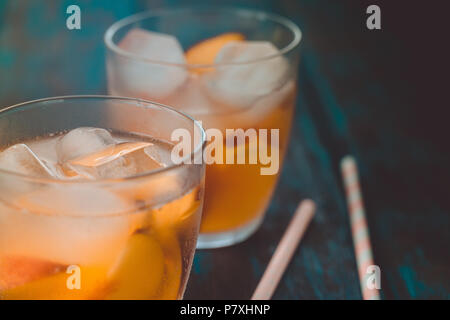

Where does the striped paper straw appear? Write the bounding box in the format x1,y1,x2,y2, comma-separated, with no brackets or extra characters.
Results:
340,156,380,300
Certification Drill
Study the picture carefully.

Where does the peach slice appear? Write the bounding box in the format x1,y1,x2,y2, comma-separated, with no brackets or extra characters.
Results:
185,32,245,73
105,233,165,300
1,266,108,300
0,255,65,291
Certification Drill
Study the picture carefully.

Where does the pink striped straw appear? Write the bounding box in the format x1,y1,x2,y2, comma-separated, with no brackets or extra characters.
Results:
340,156,380,300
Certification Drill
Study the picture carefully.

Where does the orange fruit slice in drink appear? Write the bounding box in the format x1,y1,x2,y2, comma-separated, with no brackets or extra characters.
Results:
0,255,65,291
105,233,165,300
1,266,108,300
185,32,245,73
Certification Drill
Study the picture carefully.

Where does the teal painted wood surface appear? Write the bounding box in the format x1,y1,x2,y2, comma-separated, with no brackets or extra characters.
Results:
0,0,449,299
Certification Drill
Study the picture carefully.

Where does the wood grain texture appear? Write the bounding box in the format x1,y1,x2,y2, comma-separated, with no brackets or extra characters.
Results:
0,0,448,299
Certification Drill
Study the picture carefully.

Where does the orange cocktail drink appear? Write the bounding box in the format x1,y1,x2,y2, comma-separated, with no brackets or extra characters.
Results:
0,96,205,299
105,8,301,247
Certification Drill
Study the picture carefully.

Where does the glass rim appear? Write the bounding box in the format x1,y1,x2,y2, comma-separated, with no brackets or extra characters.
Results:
0,95,206,185
104,6,302,69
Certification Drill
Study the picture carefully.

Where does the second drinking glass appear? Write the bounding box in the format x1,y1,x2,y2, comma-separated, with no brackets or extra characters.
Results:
105,7,302,248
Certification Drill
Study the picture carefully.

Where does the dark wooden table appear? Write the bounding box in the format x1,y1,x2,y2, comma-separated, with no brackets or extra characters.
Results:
0,0,448,299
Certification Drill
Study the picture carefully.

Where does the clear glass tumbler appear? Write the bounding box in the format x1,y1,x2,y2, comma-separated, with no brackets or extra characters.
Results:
105,7,302,248
0,96,205,299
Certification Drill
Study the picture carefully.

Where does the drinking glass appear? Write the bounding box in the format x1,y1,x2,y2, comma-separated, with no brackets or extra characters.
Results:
105,7,302,248
0,96,205,299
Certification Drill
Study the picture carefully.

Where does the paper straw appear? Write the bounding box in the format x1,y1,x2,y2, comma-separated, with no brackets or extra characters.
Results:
341,156,380,300
251,199,316,300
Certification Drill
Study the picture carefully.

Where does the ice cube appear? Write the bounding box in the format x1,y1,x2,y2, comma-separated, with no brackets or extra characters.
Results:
164,77,239,132
164,77,215,117
26,136,60,166
144,144,171,167
205,41,289,108
66,141,164,179
112,28,188,99
0,185,135,266
0,144,55,178
56,127,115,163
234,79,296,127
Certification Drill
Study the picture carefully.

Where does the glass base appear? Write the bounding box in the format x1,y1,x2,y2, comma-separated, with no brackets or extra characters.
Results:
196,216,264,249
